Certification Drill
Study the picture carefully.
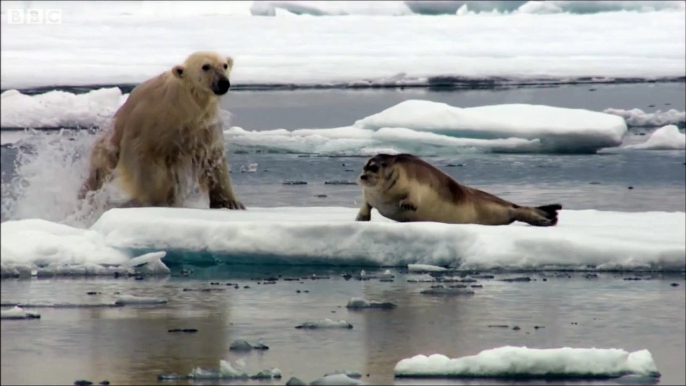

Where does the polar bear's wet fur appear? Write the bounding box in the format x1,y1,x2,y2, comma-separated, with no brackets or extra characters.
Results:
79,51,244,210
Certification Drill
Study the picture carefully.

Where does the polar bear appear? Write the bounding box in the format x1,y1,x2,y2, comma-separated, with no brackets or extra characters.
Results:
79,51,245,210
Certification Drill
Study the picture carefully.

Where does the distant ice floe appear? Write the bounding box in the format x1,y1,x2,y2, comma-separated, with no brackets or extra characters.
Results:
1,5,684,90
622,125,686,150
311,373,364,385
408,263,448,273
604,108,685,128
0,306,40,320
1,207,684,275
394,346,661,379
346,298,397,309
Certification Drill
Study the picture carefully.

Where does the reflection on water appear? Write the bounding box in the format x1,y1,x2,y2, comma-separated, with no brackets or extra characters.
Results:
2,271,684,385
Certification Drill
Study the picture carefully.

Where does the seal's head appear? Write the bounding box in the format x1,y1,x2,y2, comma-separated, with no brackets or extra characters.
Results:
358,153,398,187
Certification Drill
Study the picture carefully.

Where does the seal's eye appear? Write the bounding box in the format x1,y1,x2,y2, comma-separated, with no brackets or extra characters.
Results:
381,162,387,167
223,63,228,70
368,165,379,173
202,64,211,71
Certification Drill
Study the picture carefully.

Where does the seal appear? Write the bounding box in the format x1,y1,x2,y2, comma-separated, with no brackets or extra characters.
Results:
355,153,561,226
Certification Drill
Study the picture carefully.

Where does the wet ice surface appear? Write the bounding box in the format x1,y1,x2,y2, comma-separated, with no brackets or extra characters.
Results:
1,270,684,385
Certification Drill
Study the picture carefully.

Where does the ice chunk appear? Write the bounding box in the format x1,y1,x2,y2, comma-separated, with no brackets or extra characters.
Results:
229,339,254,351
355,101,628,153
124,252,170,275
311,373,364,385
603,108,685,128
2,207,684,273
323,371,362,378
420,287,475,296
250,368,282,379
346,298,397,309
0,306,41,320
408,264,448,273
296,319,353,329
623,125,685,150
188,360,248,380
114,295,168,306
393,346,661,379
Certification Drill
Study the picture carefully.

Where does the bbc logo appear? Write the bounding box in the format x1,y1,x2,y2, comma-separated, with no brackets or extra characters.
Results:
7,9,62,25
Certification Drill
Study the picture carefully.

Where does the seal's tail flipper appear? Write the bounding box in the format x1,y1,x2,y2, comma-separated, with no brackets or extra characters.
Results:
514,203,562,227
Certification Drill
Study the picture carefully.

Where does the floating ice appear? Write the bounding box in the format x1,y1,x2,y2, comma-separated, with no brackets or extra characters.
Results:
622,125,686,151
408,264,448,273
393,346,661,379
124,252,171,275
346,297,397,309
311,373,364,385
355,101,628,154
188,359,248,380
1,8,684,90
1,301,120,308
296,319,354,329
1,207,684,273
113,295,168,306
603,108,685,128
250,368,282,379
0,306,40,320
420,287,476,296
0,88,127,129
323,370,362,379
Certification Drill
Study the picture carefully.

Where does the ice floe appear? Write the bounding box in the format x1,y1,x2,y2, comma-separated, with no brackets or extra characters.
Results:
1,207,684,274
393,346,661,379
0,88,127,129
408,264,448,273
623,125,685,151
311,373,364,385
346,298,397,309
604,108,685,128
0,306,40,320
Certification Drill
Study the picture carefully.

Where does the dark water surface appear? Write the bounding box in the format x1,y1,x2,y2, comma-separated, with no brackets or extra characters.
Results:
2,271,685,385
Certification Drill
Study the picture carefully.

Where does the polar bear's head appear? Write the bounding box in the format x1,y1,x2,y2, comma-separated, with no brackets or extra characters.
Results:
173,51,234,96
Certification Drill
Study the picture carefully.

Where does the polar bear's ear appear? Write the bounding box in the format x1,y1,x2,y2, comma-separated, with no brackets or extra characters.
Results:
172,65,185,79
226,57,234,71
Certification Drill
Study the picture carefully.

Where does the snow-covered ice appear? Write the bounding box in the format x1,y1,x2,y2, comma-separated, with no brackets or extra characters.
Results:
393,346,661,379
346,297,397,309
1,207,683,273
0,306,40,320
408,264,448,273
296,319,354,329
0,88,127,129
188,359,248,380
622,125,686,150
1,5,684,90
604,108,686,128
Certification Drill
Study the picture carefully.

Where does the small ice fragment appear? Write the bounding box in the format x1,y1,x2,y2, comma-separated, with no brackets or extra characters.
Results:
229,339,253,351
323,370,362,379
114,295,167,305
408,264,448,272
250,368,282,379
500,277,531,282
157,374,186,381
285,377,307,386
0,306,41,320
346,298,397,309
311,373,364,385
296,318,353,329
420,287,475,296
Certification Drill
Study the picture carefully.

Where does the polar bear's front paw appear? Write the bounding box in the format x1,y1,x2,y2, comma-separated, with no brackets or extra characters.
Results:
224,200,246,210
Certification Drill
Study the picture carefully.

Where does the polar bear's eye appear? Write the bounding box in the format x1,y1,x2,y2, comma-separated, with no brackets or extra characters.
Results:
223,64,228,70
202,64,211,71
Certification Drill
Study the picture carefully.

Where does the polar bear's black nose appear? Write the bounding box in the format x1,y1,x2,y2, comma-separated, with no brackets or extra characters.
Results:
214,78,231,95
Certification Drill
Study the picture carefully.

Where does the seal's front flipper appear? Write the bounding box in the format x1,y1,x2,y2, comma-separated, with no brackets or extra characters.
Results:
515,204,562,227
356,202,372,221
